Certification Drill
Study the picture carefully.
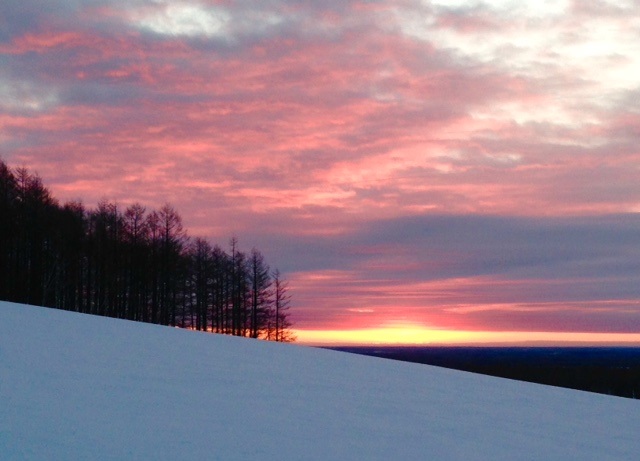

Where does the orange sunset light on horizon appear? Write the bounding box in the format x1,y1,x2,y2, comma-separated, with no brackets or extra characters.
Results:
294,326,640,347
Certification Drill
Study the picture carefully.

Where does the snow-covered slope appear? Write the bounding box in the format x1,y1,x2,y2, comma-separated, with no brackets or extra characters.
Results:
1,302,638,460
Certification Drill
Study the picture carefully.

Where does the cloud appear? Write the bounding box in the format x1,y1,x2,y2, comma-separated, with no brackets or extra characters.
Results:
241,214,640,331
133,3,233,38
2,0,640,336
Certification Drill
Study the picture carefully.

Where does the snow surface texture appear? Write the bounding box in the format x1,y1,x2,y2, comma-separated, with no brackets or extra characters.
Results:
1,302,639,460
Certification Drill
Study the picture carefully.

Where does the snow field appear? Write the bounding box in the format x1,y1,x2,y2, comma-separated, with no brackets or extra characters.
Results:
1,301,639,460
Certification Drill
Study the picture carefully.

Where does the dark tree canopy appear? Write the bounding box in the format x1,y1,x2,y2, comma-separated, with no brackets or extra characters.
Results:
0,158,294,341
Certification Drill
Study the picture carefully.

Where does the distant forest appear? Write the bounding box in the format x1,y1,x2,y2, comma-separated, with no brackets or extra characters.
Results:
0,158,294,341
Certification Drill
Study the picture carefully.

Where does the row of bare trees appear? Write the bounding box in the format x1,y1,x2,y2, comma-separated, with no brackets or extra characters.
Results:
0,159,294,341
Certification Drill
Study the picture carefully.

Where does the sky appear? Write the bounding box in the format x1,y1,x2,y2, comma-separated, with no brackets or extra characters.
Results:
2,0,640,344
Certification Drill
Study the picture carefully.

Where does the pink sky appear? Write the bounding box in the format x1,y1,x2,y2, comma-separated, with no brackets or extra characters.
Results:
3,0,640,343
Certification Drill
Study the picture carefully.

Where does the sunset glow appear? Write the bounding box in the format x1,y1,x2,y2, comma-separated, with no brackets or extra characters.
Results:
295,327,640,346
3,0,640,345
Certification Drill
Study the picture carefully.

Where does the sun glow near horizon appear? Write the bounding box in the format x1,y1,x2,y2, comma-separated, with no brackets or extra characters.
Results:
294,325,640,347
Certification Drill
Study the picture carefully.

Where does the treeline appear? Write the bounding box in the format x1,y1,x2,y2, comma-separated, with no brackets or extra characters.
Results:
0,159,294,341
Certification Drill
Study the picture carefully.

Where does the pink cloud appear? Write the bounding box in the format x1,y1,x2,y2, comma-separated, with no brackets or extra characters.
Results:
3,1,640,339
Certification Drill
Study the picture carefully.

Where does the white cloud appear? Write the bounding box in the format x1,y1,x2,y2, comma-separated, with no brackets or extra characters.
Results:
0,79,59,112
135,2,231,38
130,1,288,40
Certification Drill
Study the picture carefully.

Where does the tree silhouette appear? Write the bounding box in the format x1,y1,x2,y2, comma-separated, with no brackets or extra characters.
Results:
0,158,294,342
249,248,272,339
272,269,295,342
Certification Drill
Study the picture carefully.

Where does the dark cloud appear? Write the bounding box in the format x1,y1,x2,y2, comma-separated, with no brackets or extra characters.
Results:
237,213,640,331
249,213,640,279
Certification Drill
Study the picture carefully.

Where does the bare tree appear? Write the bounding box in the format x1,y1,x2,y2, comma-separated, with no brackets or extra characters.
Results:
0,160,295,341
272,269,295,342
123,203,148,321
249,248,272,338
158,204,186,326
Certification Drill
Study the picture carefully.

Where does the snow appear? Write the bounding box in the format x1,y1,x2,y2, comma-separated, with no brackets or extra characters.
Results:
1,301,638,460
